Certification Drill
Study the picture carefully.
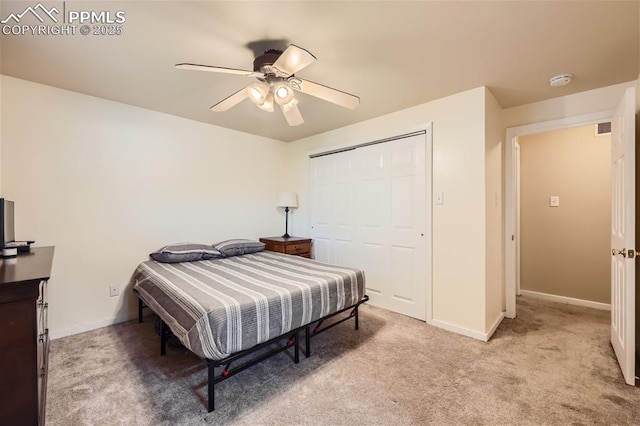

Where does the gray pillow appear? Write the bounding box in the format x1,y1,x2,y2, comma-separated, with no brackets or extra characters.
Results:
214,239,265,257
150,243,223,263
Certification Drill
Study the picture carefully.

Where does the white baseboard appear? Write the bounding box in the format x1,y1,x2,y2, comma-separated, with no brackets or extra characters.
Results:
432,318,490,342
520,290,611,311
486,311,506,340
49,312,133,340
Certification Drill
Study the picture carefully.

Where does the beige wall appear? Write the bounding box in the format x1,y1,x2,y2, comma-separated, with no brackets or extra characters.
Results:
519,125,610,303
484,88,503,330
1,76,288,338
286,86,494,337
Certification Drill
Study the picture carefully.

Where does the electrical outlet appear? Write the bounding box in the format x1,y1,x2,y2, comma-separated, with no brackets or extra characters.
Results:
109,285,119,297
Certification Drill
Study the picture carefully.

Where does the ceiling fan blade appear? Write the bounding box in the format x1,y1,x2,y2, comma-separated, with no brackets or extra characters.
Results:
210,87,249,112
272,45,316,76
294,78,360,110
280,101,304,126
176,63,263,78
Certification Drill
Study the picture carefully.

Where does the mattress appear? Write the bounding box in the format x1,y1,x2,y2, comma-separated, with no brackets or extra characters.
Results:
132,251,366,360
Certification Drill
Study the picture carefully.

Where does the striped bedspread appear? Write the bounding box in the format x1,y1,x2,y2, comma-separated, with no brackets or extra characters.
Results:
132,251,366,360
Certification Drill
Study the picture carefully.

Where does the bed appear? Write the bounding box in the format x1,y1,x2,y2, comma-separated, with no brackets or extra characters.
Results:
132,250,367,411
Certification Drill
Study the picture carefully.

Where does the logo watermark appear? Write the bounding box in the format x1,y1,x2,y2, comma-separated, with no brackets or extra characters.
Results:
1,2,126,36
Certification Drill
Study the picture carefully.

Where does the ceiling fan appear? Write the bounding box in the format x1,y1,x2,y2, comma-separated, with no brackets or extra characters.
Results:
175,44,360,126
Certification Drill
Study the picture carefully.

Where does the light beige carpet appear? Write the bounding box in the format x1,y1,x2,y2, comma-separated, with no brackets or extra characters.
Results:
46,296,640,425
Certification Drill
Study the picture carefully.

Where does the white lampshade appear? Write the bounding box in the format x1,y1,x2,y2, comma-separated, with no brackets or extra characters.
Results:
277,192,298,208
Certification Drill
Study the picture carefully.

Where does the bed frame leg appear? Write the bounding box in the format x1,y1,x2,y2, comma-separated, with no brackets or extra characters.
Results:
354,306,359,330
208,362,215,412
294,332,299,364
305,326,311,358
138,298,143,323
160,320,167,356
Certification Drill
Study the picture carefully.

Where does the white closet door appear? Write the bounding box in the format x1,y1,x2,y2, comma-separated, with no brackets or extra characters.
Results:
310,133,428,320
310,150,357,266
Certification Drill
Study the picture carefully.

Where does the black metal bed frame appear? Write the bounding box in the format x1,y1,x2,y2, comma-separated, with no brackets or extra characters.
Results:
137,294,369,412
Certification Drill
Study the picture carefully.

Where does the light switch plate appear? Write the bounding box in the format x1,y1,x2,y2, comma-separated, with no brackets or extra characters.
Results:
550,196,560,207
434,192,444,205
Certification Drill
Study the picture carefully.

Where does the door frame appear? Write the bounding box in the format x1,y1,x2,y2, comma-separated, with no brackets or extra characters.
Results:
505,111,614,318
515,139,521,297
307,123,433,324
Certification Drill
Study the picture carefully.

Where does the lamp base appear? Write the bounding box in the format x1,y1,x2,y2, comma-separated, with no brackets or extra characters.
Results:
282,207,291,240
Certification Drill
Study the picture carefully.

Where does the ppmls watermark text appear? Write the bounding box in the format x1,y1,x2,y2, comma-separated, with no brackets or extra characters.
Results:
1,2,126,36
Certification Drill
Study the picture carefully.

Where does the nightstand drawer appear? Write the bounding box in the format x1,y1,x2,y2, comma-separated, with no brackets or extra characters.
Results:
285,243,310,255
260,237,313,259
263,242,285,253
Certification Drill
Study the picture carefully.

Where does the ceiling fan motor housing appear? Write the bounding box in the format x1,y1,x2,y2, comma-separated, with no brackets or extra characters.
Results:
253,49,284,74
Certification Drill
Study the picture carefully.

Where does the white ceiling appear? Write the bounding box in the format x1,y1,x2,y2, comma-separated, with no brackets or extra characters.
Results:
1,1,638,142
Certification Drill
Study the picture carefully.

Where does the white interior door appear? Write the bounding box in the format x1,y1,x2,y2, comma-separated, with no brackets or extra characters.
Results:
310,132,429,320
610,86,636,386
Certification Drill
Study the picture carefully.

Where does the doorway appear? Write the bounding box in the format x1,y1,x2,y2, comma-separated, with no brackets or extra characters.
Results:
505,87,637,386
516,125,611,308
505,110,616,318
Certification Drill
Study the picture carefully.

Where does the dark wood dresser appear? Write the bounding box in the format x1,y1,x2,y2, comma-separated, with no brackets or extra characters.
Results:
0,246,55,426
260,237,312,258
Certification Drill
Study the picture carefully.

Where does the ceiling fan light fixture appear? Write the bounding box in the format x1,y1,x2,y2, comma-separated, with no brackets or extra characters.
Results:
273,82,294,105
248,82,269,106
256,92,274,112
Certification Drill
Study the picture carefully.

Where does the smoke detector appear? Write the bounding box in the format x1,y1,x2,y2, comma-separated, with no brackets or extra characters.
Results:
549,74,573,87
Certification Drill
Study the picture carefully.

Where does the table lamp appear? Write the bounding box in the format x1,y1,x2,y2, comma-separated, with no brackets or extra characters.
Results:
277,192,298,238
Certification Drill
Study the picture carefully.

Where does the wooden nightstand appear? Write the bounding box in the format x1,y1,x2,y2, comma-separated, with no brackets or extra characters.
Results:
260,237,312,258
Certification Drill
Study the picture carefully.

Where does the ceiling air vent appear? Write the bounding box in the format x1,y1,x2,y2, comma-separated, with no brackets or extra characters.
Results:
596,122,611,136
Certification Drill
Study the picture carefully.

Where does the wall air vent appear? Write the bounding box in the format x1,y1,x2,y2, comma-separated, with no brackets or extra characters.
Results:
596,122,611,136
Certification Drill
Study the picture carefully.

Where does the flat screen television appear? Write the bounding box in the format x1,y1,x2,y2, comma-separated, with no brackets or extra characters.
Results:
0,198,15,248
